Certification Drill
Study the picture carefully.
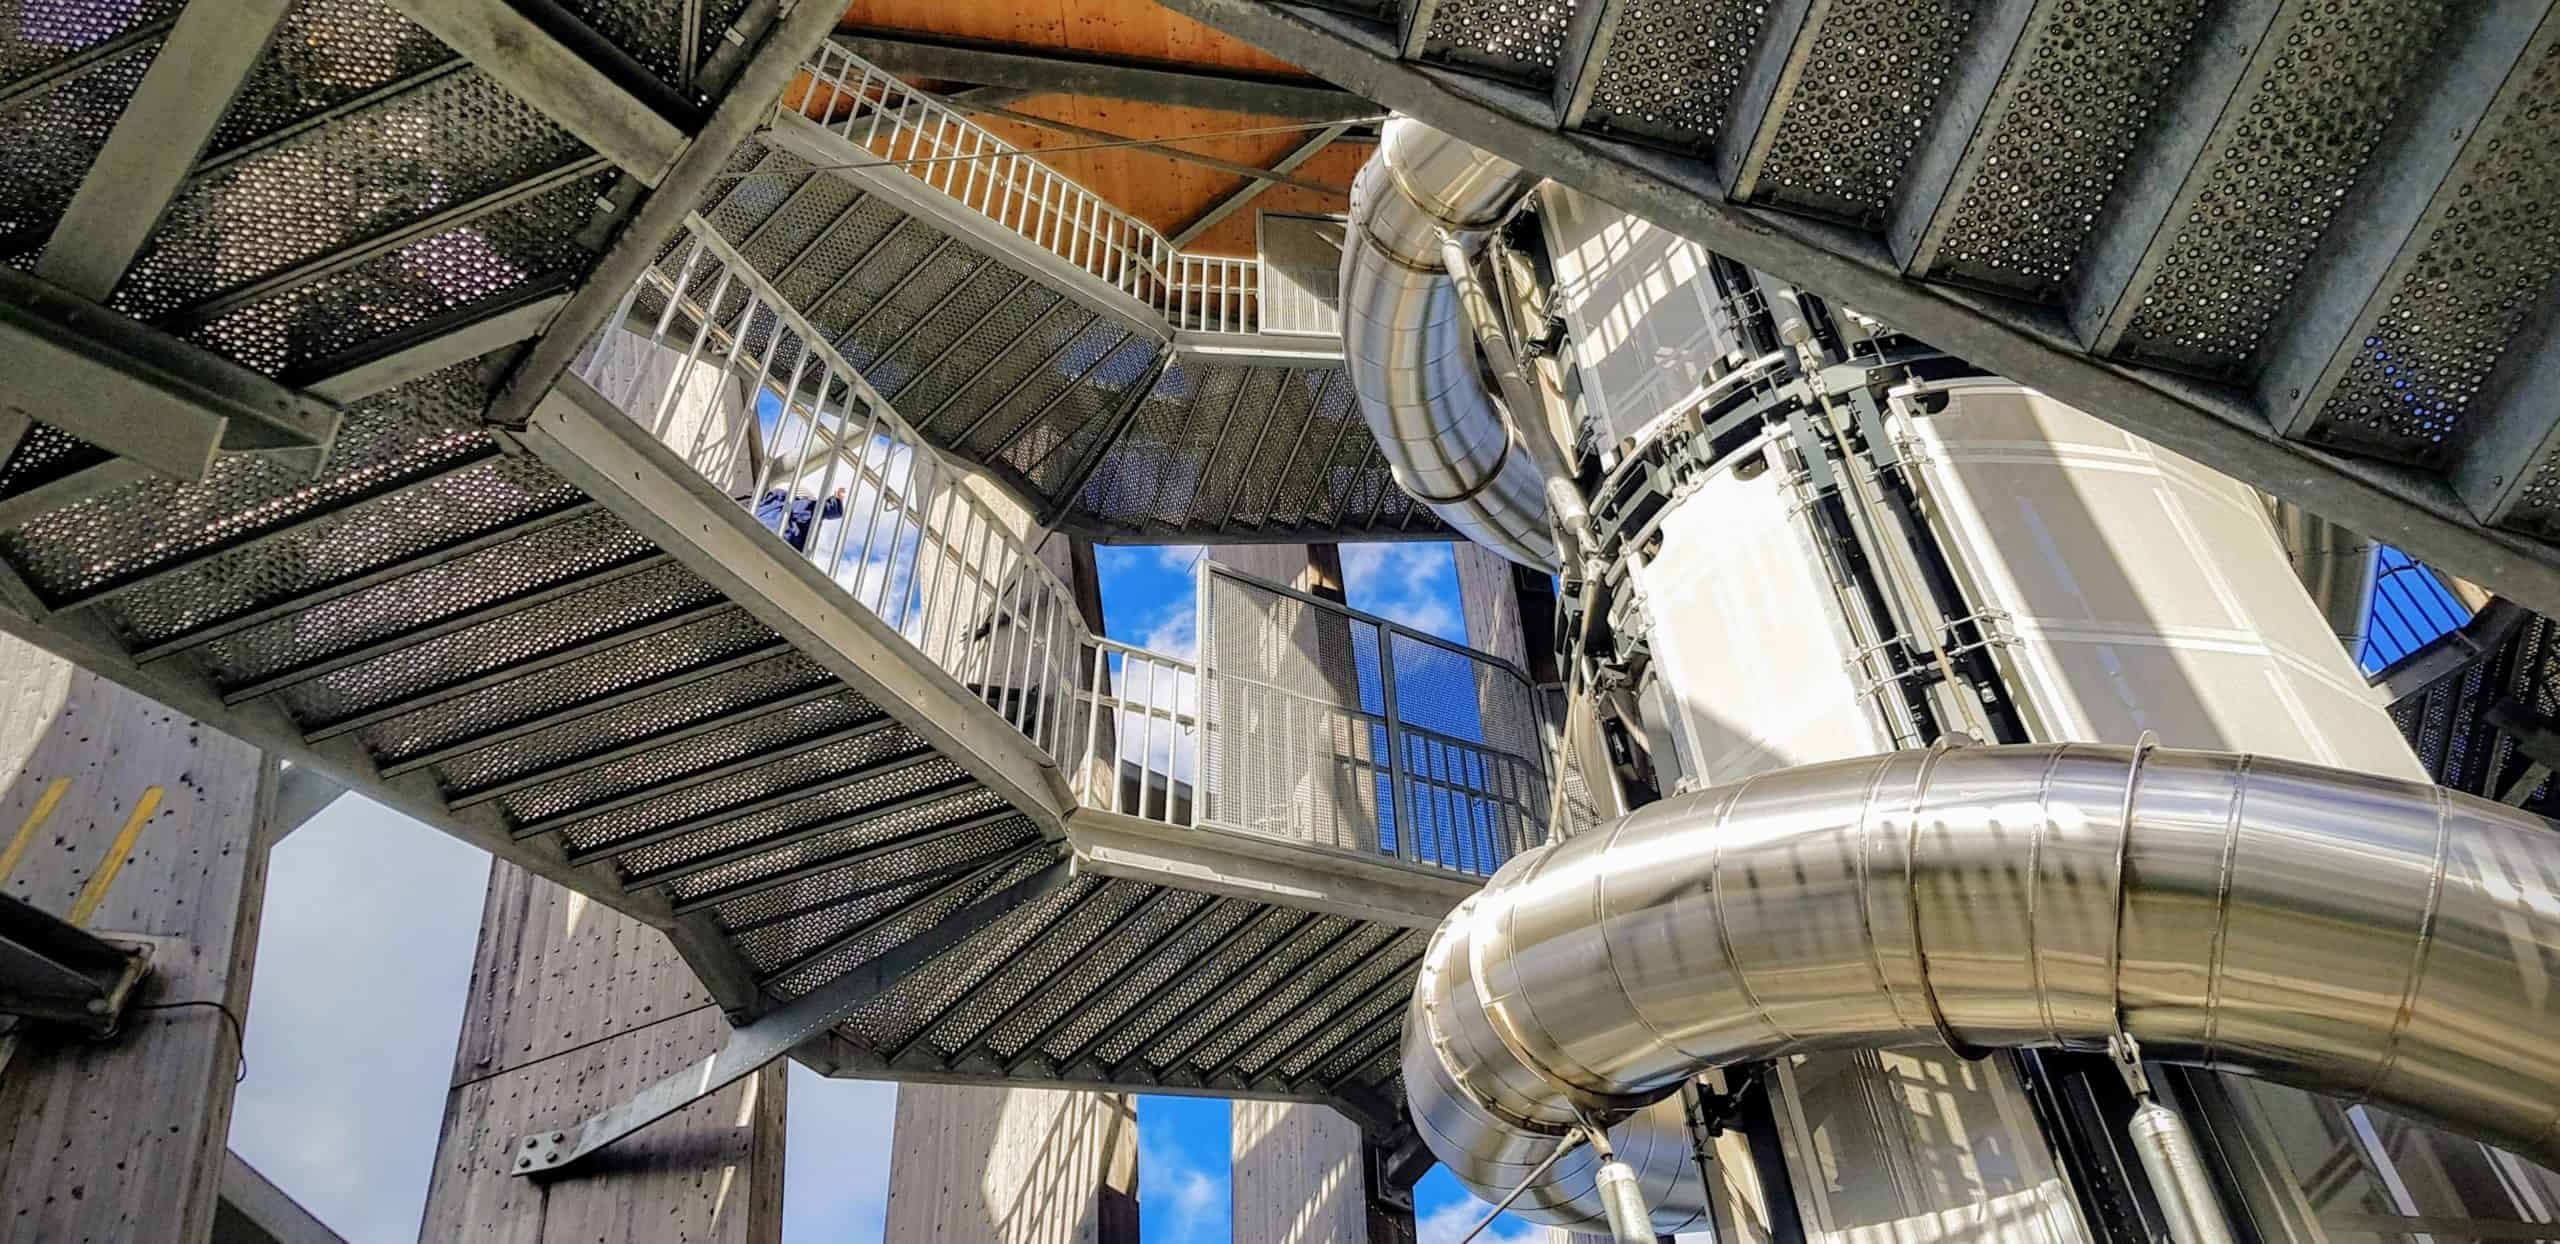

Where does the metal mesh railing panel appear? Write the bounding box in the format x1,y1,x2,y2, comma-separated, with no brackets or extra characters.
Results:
1197,562,1548,875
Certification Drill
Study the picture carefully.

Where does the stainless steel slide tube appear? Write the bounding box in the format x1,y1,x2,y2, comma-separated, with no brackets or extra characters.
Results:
1406,741,2560,1230
1339,118,1557,569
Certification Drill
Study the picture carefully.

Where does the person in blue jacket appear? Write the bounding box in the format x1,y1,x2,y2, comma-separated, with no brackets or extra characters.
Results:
754,486,847,553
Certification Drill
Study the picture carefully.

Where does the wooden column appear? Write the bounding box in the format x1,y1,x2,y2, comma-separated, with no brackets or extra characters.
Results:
1232,1101,1398,1244
418,861,786,1243
0,632,274,1244
881,1084,1139,1243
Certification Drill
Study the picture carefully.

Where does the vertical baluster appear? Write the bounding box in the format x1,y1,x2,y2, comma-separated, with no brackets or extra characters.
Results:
649,260,734,438
1079,643,1107,806
615,236,704,409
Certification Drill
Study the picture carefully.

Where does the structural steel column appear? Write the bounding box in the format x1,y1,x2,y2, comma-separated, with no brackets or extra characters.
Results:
0,632,274,1243
882,1084,1139,1243
418,861,786,1243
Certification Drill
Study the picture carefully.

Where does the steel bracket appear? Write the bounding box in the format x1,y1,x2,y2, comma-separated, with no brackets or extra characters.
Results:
0,893,156,1037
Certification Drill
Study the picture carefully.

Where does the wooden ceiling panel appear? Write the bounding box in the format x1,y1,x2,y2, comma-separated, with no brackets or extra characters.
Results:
1181,140,1367,256
967,96,1358,250
843,0,1304,77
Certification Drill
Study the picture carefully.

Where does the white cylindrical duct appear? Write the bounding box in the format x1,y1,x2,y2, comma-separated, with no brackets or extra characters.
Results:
1405,740,2560,1226
1340,118,1557,569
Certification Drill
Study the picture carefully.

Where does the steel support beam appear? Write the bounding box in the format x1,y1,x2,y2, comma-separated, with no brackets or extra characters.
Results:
264,762,348,849
37,0,294,301
387,0,689,184
968,104,1349,195
1167,123,1353,248
834,30,1368,120
214,1150,348,1244
1154,0,2560,621
1249,951,1421,1087
481,0,846,430
509,853,1066,1178
0,266,340,482
0,891,151,1035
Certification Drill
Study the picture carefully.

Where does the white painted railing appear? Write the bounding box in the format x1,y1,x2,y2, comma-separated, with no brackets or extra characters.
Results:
581,221,1534,873
579,216,1089,766
1073,637,1200,826
788,44,1265,336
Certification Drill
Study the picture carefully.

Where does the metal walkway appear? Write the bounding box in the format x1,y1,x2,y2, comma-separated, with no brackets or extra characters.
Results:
710,43,1447,546
0,0,1535,1145
1158,0,2560,616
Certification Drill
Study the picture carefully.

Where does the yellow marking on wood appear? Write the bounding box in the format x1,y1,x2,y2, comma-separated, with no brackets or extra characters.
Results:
0,777,71,885
68,785,163,927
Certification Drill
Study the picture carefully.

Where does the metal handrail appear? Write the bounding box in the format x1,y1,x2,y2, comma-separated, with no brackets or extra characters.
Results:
580,216,1090,766
788,43,1263,336
583,224,1539,875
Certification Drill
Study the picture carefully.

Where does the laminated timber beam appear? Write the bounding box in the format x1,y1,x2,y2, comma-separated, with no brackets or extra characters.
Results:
834,30,1370,120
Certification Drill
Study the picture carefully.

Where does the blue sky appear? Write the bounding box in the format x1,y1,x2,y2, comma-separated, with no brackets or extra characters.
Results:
228,540,1529,1244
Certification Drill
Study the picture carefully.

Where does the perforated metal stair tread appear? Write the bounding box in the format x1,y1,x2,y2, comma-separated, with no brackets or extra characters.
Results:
1151,0,2560,618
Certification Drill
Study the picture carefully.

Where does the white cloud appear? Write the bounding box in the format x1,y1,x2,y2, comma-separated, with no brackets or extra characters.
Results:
1341,542,1467,643
1417,1196,1549,1244
1143,603,1198,661
1156,545,1207,573
1139,1130,1231,1244
229,800,490,1244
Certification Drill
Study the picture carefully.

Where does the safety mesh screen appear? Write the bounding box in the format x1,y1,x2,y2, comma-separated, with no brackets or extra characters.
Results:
1197,562,1547,875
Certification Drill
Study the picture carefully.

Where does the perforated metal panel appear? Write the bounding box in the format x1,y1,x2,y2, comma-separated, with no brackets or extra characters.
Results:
1419,0,1570,84
6,361,497,602
206,0,455,157
978,888,1225,1065
1093,906,1303,1066
661,784,1007,904
0,424,112,500
1914,0,2205,300
1576,0,1766,151
558,718,928,853
189,511,654,686
2297,37,2560,466
765,846,1056,997
281,559,723,728
0,0,181,85
2106,0,2453,374
184,172,614,377
1747,0,1974,226
0,36,159,269
432,651,835,793
356,606,781,766
1179,921,1398,1075
1256,213,1343,337
2389,608,2557,814
501,692,888,826
118,67,590,321
608,752,971,876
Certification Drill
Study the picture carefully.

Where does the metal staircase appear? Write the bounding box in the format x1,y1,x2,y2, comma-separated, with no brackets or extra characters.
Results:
0,0,1548,1156
712,43,1446,546
1157,0,2560,616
